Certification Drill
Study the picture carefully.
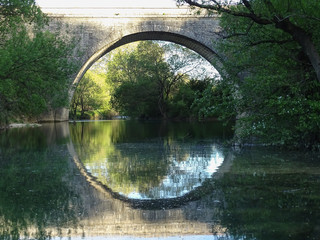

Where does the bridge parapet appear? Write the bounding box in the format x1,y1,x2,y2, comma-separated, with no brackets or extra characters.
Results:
41,7,213,18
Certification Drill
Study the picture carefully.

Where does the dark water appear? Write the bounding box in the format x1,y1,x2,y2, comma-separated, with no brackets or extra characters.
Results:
0,120,319,240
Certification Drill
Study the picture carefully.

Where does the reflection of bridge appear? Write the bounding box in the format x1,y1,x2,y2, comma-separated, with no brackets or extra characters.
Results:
69,139,234,210
39,6,224,121
39,122,233,238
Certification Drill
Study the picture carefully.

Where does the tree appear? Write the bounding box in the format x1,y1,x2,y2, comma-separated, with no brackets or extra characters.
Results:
169,77,219,119
177,0,320,83
105,42,160,118
70,70,114,120
106,41,218,119
71,76,102,119
0,0,79,126
0,0,46,34
191,77,236,121
106,41,172,118
177,0,320,148
158,42,215,118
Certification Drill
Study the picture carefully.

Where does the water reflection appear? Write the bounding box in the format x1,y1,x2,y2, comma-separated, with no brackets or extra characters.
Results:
214,149,320,240
70,121,228,199
0,121,319,240
0,123,81,240
122,144,224,199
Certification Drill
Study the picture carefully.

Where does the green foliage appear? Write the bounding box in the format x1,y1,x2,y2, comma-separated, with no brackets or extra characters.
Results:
169,78,218,119
112,79,159,118
178,0,320,148
70,70,115,120
105,41,219,119
190,78,236,121
0,0,46,34
217,2,320,148
0,0,78,126
168,80,196,119
106,41,168,118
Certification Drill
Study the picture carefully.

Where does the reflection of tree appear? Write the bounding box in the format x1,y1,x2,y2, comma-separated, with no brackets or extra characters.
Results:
0,142,81,239
102,142,173,196
70,121,125,165
215,150,320,240
70,121,229,199
0,123,70,150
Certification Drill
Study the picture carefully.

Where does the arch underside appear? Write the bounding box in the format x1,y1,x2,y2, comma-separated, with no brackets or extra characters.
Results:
73,31,224,86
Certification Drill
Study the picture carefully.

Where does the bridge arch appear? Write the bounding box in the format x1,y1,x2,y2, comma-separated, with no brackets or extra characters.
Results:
41,8,224,121
72,31,224,94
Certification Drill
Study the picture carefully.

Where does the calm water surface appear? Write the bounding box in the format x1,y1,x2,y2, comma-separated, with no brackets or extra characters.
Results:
0,120,319,240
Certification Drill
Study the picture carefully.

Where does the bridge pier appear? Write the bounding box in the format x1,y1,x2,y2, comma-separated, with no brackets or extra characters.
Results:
39,107,69,122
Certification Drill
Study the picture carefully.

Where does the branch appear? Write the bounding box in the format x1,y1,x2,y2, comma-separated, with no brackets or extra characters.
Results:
183,0,273,25
262,0,282,22
242,0,254,14
217,21,254,39
247,39,293,47
288,14,320,23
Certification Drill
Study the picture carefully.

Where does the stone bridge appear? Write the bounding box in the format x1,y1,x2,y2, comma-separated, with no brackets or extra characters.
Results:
39,6,223,121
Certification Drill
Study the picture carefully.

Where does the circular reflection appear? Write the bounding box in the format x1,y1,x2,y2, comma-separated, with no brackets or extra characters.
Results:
84,142,224,200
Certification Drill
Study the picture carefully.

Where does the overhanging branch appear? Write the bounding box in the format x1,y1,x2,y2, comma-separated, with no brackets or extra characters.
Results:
183,0,273,25
247,39,293,47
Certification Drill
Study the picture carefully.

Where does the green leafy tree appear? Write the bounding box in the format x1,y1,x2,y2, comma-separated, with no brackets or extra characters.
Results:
169,78,214,119
106,41,169,118
158,42,213,117
178,0,320,148
0,0,78,126
106,41,217,119
70,70,116,120
112,79,159,118
177,0,320,83
71,76,101,119
191,77,236,121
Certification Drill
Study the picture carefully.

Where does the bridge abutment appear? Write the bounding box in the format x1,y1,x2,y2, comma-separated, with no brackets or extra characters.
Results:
39,107,69,122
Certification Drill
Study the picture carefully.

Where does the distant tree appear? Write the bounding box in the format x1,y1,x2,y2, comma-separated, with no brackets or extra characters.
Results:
169,77,215,119
105,42,160,118
106,41,217,119
70,75,103,119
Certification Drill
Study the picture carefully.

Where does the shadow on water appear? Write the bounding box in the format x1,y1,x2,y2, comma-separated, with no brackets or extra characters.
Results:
0,121,320,239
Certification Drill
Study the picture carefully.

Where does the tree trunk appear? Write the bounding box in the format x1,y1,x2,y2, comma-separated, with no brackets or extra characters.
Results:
182,1,320,83
158,96,167,119
276,19,320,83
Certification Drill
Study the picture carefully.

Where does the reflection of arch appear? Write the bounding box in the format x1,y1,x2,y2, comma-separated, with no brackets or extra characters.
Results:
67,139,234,210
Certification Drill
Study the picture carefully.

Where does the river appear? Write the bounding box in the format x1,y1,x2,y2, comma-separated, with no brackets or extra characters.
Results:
0,120,319,240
